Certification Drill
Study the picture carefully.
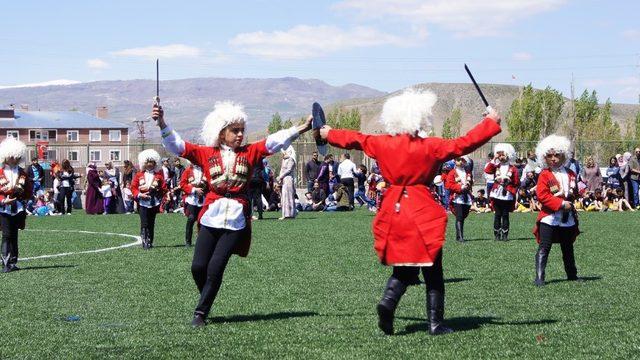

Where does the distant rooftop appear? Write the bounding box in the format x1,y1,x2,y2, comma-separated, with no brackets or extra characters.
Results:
0,111,128,129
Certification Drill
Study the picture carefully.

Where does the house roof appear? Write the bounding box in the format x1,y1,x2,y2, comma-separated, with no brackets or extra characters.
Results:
0,111,128,129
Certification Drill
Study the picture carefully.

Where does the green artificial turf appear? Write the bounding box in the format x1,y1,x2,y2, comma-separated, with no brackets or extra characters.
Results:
0,210,638,359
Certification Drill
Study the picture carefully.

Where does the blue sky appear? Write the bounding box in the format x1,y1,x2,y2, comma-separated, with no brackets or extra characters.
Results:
2,0,639,104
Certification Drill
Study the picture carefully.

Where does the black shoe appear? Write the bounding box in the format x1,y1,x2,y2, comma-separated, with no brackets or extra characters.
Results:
567,276,584,282
534,279,545,287
494,229,501,241
534,249,548,287
455,220,465,243
9,264,20,272
427,290,454,336
501,229,509,242
376,303,394,335
185,242,192,248
2,266,10,273
191,314,206,327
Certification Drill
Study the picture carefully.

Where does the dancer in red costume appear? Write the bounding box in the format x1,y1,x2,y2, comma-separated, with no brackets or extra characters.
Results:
445,155,473,243
533,135,582,287
318,88,502,335
484,143,520,241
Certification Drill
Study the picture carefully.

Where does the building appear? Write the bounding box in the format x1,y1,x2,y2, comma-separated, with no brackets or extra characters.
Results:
0,108,130,168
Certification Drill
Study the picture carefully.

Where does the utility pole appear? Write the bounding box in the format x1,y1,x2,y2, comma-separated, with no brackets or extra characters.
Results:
132,117,150,150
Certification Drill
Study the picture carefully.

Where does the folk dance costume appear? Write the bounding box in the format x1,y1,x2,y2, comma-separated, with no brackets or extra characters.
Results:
180,165,207,246
322,89,502,335
0,138,33,273
533,135,581,286
484,143,519,241
131,149,167,249
158,101,309,327
444,156,473,243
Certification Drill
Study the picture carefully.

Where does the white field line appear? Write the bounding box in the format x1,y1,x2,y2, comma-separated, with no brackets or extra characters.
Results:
19,229,141,261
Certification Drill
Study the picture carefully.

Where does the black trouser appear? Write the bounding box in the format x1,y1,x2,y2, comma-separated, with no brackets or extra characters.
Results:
60,187,74,214
139,206,159,244
536,223,578,280
390,251,445,294
185,204,202,244
454,203,471,242
341,178,355,207
1,213,22,267
191,226,244,317
492,198,511,232
249,181,264,218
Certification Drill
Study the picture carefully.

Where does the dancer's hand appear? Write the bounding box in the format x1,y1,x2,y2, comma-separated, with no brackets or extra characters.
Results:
319,125,332,140
485,108,501,125
297,115,313,134
2,196,16,205
152,105,166,129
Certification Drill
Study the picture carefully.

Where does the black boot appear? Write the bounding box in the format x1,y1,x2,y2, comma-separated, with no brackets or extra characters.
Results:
534,248,549,287
501,228,509,242
494,228,501,241
191,313,206,327
141,228,149,250
376,277,407,335
455,221,465,243
427,290,453,335
560,242,580,281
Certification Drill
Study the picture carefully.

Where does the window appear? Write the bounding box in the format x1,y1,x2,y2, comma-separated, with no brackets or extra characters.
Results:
90,150,101,162
67,130,79,142
6,130,19,140
48,130,57,141
109,130,121,142
29,130,47,141
68,150,80,162
44,149,57,161
89,130,101,142
109,150,121,162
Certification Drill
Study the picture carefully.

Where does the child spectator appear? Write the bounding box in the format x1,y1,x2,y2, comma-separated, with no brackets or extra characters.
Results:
100,178,113,215
123,181,134,214
514,188,533,213
471,189,491,213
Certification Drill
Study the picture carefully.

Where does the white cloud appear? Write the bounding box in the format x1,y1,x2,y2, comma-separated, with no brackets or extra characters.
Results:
230,25,417,59
333,0,568,37
581,76,640,103
512,52,533,61
87,58,110,69
111,44,201,59
622,29,640,41
0,79,81,90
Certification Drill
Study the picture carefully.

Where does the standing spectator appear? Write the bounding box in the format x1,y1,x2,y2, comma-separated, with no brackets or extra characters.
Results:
56,159,81,214
277,146,297,220
122,160,137,185
160,157,174,212
619,152,633,203
123,181,134,214
100,178,113,215
261,158,275,202
629,147,640,208
104,161,123,213
84,163,104,215
26,157,44,196
337,153,357,209
172,158,185,210
520,151,541,183
316,154,332,195
305,151,321,193
605,156,622,190
582,156,602,193
249,158,266,220
568,153,582,181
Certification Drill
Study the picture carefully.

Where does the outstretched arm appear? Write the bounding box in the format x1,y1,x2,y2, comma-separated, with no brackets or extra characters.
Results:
433,109,502,163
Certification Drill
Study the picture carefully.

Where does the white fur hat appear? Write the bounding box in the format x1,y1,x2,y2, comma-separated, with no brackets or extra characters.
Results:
494,143,516,161
535,135,571,168
0,137,27,163
201,101,247,147
379,88,437,136
138,149,161,171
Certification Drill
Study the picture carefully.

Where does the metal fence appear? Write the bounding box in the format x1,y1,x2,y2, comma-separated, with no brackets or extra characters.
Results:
21,138,640,189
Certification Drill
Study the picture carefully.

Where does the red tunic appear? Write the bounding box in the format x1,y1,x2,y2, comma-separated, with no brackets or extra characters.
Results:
0,167,33,229
179,140,270,257
179,166,208,217
131,171,167,202
444,167,473,215
533,168,580,244
484,162,519,210
327,118,501,265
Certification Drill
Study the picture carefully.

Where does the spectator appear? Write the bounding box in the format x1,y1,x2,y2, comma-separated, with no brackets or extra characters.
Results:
26,157,45,195
619,152,633,204
171,158,185,211
354,164,376,210
104,161,123,214
249,158,266,220
310,180,327,211
582,156,602,193
316,154,332,195
471,189,491,213
84,163,104,215
629,147,640,208
605,156,622,190
337,153,357,209
328,171,338,194
326,183,350,211
56,159,81,214
514,188,533,213
123,180,134,214
277,146,297,220
122,160,137,185
305,151,321,193
100,178,113,215
268,184,282,211
483,152,495,197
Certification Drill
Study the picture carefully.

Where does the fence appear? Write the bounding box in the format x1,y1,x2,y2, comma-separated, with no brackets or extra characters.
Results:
20,138,640,189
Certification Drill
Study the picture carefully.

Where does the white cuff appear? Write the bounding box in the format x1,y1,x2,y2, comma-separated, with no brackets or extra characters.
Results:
161,126,186,156
265,126,299,154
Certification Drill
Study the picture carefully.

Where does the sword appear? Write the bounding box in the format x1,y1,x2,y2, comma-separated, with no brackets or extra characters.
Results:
464,64,493,113
152,59,160,121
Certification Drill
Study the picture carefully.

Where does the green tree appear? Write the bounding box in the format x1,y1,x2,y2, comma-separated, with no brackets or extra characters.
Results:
267,112,283,134
441,108,462,139
327,107,361,130
283,118,293,129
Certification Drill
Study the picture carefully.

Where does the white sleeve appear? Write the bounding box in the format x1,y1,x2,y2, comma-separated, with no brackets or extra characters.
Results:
161,126,185,156
265,127,299,154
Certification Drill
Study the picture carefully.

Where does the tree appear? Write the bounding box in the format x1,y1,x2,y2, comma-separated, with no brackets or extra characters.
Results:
327,107,361,130
441,108,461,139
267,112,283,134
283,118,293,129
506,84,565,152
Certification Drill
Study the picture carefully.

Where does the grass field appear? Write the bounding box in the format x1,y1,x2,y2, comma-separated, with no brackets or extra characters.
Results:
1,209,639,359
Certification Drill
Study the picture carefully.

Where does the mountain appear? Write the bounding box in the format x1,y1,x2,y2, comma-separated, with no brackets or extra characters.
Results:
0,77,385,140
336,83,640,139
